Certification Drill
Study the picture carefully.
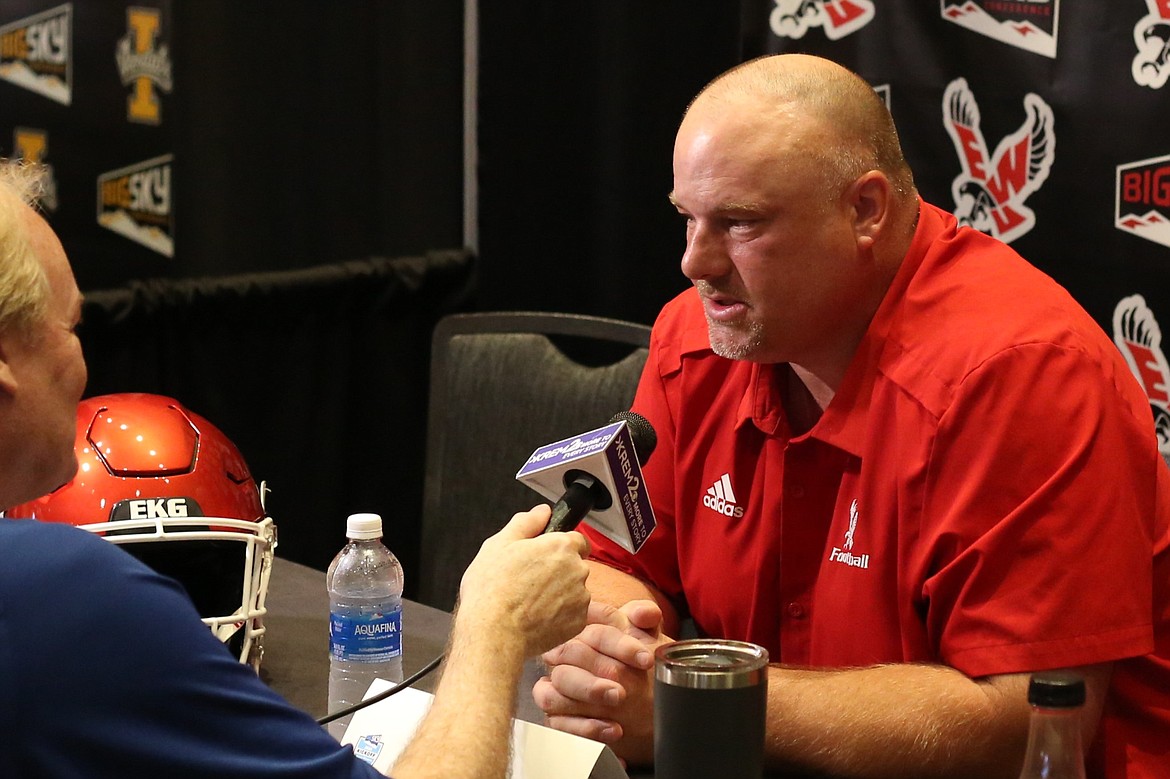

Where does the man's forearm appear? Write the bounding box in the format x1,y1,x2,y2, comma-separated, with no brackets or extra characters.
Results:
582,565,1099,778
764,663,1034,778
392,612,524,779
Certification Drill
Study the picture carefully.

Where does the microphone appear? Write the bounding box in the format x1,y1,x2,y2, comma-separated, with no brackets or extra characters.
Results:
515,412,658,553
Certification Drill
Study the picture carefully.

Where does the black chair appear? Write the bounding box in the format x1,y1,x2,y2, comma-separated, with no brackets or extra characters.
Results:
418,311,652,612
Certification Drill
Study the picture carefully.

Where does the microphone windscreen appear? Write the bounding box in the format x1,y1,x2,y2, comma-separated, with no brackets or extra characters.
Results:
608,411,657,465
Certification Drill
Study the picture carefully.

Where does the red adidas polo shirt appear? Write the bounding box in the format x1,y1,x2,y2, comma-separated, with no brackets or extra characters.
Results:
585,201,1170,777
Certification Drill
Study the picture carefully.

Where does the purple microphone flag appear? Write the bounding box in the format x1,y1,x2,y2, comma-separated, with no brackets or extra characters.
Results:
516,420,657,553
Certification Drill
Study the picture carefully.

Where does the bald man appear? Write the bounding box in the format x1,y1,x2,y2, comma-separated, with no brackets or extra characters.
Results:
534,55,1170,778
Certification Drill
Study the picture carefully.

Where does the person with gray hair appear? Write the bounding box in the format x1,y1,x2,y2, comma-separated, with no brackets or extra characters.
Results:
534,54,1169,778
0,160,599,779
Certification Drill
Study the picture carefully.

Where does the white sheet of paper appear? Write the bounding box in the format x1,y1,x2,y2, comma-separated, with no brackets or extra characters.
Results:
340,679,628,779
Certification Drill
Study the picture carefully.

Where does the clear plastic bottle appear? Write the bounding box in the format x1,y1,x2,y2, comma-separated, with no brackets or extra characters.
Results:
325,512,404,739
1017,672,1087,779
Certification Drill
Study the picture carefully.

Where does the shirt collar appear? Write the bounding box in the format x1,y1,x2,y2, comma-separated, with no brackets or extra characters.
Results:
742,198,944,456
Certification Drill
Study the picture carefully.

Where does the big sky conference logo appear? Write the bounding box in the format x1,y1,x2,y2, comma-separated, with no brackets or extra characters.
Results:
0,3,71,105
769,0,875,40
115,6,173,125
97,154,174,258
1116,154,1170,248
12,127,58,212
941,0,1060,59
943,78,1055,244
1113,295,1170,464
1133,0,1170,89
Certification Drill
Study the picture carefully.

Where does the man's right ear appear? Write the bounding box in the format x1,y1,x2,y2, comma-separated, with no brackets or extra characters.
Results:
0,331,20,395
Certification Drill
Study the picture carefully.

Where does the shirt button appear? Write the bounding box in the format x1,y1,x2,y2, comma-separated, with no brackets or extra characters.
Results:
786,602,806,619
790,485,806,498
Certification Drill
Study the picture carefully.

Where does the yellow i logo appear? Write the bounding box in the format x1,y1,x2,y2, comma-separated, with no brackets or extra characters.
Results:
14,128,47,163
126,7,161,123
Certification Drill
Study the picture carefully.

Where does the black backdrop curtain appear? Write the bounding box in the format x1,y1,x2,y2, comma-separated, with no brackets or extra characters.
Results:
474,3,746,327
0,0,465,289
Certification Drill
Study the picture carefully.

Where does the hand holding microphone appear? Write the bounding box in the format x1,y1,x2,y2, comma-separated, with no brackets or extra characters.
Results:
457,505,593,658
516,412,663,762
515,412,658,550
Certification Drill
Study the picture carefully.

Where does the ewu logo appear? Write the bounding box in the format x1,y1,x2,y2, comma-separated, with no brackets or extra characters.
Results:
116,6,173,125
941,0,1060,58
0,3,71,105
97,154,174,257
1113,295,1170,462
943,78,1055,244
1133,0,1170,89
1116,154,1170,248
12,127,58,212
770,0,875,41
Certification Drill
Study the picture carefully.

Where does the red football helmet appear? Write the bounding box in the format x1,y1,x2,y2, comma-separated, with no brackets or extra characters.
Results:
5,393,277,669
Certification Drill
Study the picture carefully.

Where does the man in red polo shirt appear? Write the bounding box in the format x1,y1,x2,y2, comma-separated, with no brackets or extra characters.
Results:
533,54,1170,777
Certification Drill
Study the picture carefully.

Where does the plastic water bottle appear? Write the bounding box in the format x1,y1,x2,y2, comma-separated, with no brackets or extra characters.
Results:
326,512,404,739
1017,672,1087,779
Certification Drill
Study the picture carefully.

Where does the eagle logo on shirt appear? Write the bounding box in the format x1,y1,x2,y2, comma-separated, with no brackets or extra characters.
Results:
829,498,869,569
769,0,875,40
943,78,1055,244
843,499,858,551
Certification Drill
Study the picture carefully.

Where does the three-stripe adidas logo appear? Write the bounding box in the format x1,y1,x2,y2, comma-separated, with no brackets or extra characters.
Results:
702,473,744,518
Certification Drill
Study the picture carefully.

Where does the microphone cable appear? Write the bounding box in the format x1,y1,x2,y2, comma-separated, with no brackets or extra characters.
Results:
316,652,445,726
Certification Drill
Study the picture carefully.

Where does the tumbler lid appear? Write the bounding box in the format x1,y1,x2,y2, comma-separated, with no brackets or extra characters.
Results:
655,639,769,689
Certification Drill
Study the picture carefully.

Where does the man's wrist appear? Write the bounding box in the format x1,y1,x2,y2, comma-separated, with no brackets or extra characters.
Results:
449,601,527,666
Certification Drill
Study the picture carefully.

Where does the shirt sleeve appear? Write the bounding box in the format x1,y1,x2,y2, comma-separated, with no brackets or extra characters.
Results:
919,342,1159,677
0,521,384,779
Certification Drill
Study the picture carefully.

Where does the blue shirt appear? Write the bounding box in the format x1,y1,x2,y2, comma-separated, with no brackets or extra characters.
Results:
0,519,384,778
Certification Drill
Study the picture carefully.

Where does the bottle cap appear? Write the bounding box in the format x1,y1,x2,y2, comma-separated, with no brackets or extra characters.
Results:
1027,671,1086,708
346,512,383,539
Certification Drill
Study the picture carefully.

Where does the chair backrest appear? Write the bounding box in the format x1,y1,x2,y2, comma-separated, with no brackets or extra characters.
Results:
418,311,652,611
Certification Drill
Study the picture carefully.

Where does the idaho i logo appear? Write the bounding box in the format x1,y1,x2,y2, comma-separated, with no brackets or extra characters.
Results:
12,127,58,212
115,6,173,125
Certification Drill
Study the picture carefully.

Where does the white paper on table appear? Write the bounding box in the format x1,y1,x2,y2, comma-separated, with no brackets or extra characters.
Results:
340,678,628,779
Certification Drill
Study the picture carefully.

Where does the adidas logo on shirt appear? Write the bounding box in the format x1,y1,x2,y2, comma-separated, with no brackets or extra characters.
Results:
703,473,744,518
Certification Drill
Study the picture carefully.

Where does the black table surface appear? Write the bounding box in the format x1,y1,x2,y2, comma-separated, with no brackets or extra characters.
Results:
262,556,547,725
263,556,777,779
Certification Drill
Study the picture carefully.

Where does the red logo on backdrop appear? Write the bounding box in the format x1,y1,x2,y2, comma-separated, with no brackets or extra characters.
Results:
1116,154,1170,248
1113,295,1170,462
1133,0,1170,88
943,78,1055,244
941,1,1060,58
770,0,875,40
